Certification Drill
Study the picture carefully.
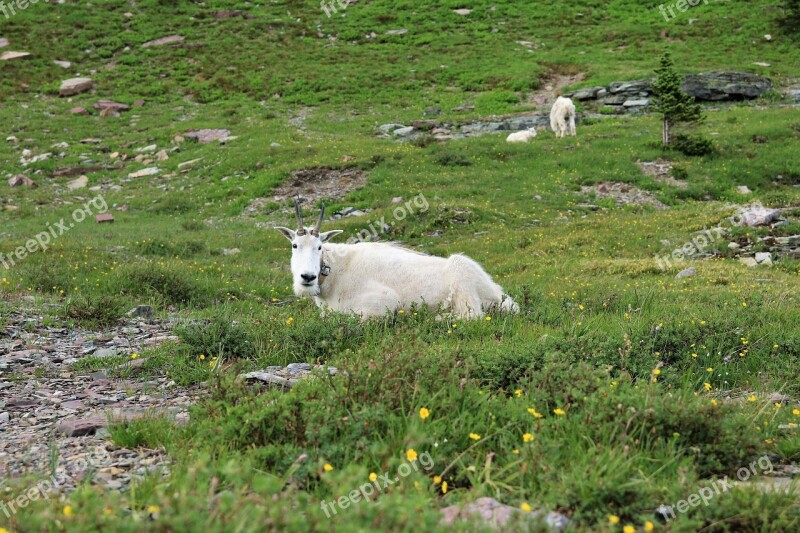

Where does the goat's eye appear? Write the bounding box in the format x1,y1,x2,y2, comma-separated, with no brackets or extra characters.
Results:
318,246,322,251
292,244,297,249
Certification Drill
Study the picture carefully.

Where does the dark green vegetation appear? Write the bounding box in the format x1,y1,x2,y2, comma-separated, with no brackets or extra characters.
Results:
1,0,799,531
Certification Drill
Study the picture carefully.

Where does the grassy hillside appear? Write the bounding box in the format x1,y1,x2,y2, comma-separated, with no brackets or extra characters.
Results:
1,1,799,532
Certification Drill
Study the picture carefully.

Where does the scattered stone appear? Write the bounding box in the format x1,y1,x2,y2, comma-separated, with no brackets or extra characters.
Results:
753,62,771,68
682,71,772,101
133,100,146,107
738,206,782,227
392,197,403,203
764,34,772,41
378,123,405,134
728,242,741,251
424,106,442,116
386,29,408,35
0,38,8,48
93,100,130,112
142,35,185,48
675,267,696,279
127,305,154,319
623,98,650,108
392,126,416,137
66,175,89,190
178,158,203,169
0,412,9,424
0,51,31,61
96,214,115,223
154,150,169,161
70,106,90,115
239,364,339,390
128,167,160,178
739,257,758,267
581,182,667,209
453,8,472,15
222,248,240,256
59,77,93,96
53,60,72,69
736,185,752,194
136,144,157,153
440,497,570,530
8,175,36,188
55,417,108,437
268,167,368,203
184,129,233,144
755,252,772,265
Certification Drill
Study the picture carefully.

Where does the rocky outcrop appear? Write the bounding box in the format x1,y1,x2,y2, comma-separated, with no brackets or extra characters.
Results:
567,71,773,111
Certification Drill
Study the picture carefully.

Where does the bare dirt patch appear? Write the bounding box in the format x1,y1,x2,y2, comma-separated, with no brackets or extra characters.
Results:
637,159,688,189
272,167,368,202
581,181,667,209
244,167,368,216
527,72,586,108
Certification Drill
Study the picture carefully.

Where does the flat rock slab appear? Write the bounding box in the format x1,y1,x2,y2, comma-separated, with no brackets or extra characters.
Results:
0,51,31,61
142,35,185,48
239,364,339,390
128,167,160,178
184,128,233,143
0,38,9,48
93,100,130,112
59,77,93,96
8,175,36,187
737,206,782,227
440,497,570,530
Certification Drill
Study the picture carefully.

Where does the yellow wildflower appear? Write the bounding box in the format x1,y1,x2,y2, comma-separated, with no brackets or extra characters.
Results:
63,505,73,517
441,481,448,494
523,433,534,442
406,449,418,461
419,407,430,420
433,475,442,484
793,408,800,416
520,502,533,513
369,472,377,482
645,520,655,532
469,433,481,441
147,505,160,514
748,395,757,402
608,515,620,524
553,408,566,416
624,526,635,533
704,382,712,391
514,389,522,397
652,369,661,376
527,408,543,418
323,463,333,472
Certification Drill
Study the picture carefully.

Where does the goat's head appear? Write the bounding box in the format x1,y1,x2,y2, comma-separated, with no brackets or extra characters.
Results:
275,200,343,297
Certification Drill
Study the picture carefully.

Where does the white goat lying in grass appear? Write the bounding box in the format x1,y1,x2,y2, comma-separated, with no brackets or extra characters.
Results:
550,96,576,138
506,128,537,143
275,202,519,319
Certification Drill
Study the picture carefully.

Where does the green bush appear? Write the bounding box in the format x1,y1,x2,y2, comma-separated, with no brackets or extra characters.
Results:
671,134,715,156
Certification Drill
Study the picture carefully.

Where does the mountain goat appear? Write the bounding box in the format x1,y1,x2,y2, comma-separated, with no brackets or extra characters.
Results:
506,128,537,143
275,202,519,319
550,96,576,138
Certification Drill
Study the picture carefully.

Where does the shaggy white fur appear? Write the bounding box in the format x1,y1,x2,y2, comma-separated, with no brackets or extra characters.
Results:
549,96,576,138
275,227,518,318
506,128,537,143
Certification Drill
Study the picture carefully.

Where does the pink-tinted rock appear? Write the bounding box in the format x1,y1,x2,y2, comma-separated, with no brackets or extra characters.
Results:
93,100,130,112
96,214,115,223
59,77,93,96
0,51,31,61
8,175,36,188
70,106,90,115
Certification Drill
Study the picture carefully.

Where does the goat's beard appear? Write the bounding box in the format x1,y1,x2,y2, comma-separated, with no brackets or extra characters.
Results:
294,281,320,297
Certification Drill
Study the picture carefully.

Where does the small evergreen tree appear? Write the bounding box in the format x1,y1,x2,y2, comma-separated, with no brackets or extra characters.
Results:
652,51,704,147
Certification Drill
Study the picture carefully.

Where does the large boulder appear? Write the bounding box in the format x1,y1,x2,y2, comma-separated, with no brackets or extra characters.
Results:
681,72,772,101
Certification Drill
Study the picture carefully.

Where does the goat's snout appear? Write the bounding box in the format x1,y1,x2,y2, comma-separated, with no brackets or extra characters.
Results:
300,273,317,283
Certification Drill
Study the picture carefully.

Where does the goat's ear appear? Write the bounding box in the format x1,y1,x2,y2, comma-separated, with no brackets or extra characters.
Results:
319,230,343,242
274,227,296,242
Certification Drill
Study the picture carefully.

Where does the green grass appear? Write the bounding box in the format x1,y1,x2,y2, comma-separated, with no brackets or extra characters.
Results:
1,0,800,531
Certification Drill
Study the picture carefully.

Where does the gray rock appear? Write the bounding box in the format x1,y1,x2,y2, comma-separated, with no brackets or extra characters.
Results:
0,412,9,424
609,80,652,95
755,252,772,264
740,257,758,268
424,106,442,116
93,348,119,359
66,175,89,190
440,497,570,530
8,175,36,187
623,98,650,108
461,122,505,134
53,60,71,69
378,123,405,134
675,267,696,279
736,185,752,194
0,38,8,48
682,72,772,101
392,126,416,137
128,305,154,319
728,242,740,251
59,77,93,96
386,29,408,35
570,86,605,100
737,206,781,227
287,363,311,373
